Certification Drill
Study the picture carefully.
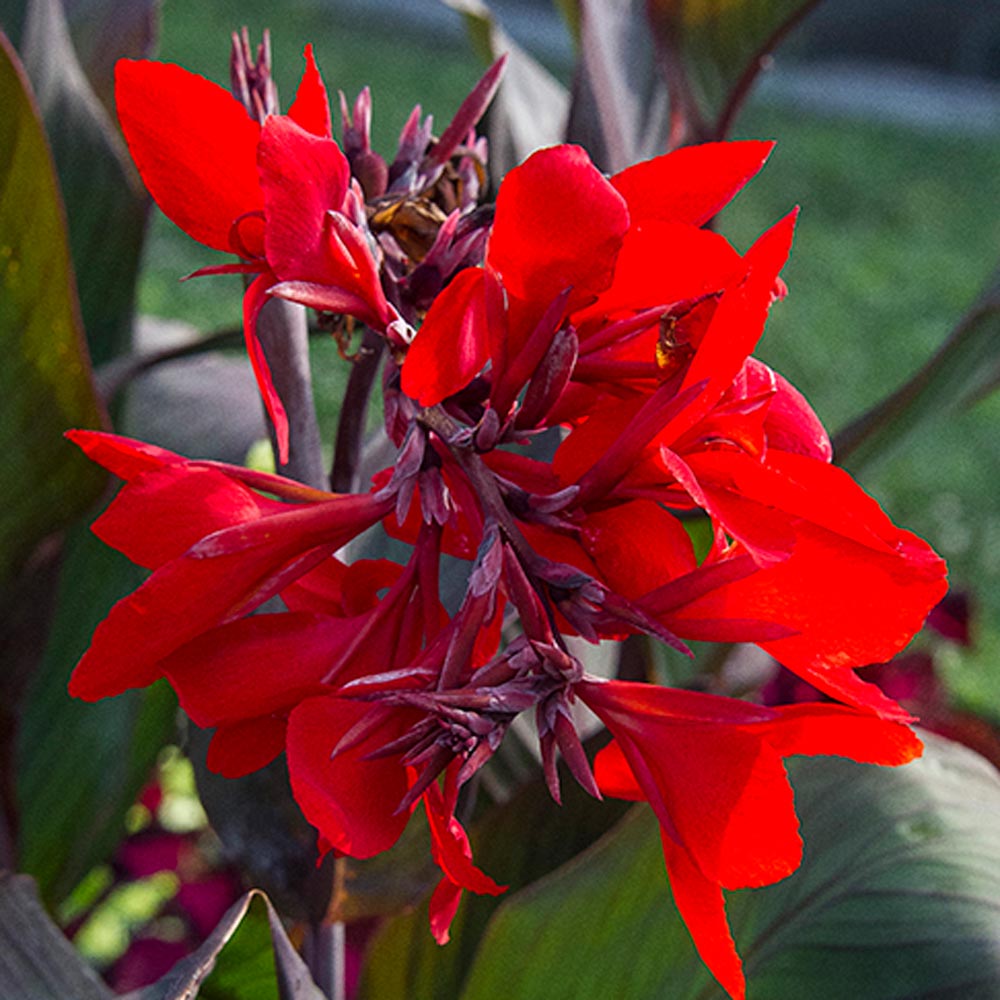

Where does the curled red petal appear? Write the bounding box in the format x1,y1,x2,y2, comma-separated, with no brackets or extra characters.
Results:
115,59,262,254
258,115,351,280
244,271,290,464
742,358,832,462
424,783,506,896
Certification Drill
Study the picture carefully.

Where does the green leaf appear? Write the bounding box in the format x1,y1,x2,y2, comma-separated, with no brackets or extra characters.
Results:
358,745,631,1000
458,807,705,1000
453,733,1000,1000
734,733,1000,1000
130,890,325,1000
444,0,569,183
834,265,1000,471
15,521,178,905
21,0,149,365
196,897,278,1000
645,0,824,142
0,29,105,591
0,873,114,1000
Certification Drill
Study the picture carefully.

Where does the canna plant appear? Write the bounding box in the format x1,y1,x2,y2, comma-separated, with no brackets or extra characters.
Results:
2,3,999,1000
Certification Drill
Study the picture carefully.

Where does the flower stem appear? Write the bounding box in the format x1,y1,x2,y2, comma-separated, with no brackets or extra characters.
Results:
304,919,346,1000
255,296,328,490
331,328,385,492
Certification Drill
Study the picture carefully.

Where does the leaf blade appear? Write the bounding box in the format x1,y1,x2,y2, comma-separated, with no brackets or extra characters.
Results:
834,266,1000,470
0,873,114,1000
0,28,105,591
453,733,1000,1000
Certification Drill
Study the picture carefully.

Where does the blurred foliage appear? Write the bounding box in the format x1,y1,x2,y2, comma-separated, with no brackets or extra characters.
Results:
16,523,178,905
0,30,106,592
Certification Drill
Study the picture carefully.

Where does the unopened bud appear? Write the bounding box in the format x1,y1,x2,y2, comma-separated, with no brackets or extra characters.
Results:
517,326,579,429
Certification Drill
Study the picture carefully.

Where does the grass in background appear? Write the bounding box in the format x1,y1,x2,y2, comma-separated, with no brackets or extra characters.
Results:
138,0,1000,703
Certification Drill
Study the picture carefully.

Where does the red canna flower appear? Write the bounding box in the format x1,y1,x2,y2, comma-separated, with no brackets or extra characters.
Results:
579,678,922,999
116,46,342,462
73,49,949,993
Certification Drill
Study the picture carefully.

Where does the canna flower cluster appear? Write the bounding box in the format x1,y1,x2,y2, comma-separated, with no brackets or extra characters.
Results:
69,38,947,999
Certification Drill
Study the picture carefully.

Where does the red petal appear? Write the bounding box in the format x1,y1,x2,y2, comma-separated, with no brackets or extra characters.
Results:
581,500,697,598
592,739,643,800
287,44,331,138
551,397,642,487
66,429,182,480
611,140,774,228
659,448,796,566
663,452,947,713
743,358,832,462
584,682,922,1000
68,493,391,701
115,59,262,253
402,268,489,405
286,696,416,858
661,834,746,1000
161,613,354,727
486,145,628,310
244,272,290,464
429,876,463,946
282,557,403,615
681,449,913,557
258,116,350,280
424,784,506,896
184,260,266,280
66,431,338,503
93,465,285,569
577,223,744,322
579,681,801,888
664,211,798,445
765,703,923,765
206,716,286,778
